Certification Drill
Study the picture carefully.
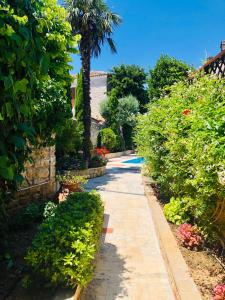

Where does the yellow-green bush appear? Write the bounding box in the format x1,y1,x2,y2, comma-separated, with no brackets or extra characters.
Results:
25,192,104,287
135,75,225,240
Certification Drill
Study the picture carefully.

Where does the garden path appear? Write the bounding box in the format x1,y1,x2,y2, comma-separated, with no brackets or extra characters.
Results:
81,155,175,300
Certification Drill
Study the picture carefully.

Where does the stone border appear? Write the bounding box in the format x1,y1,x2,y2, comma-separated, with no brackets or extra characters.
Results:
105,150,134,159
143,176,202,300
67,166,106,179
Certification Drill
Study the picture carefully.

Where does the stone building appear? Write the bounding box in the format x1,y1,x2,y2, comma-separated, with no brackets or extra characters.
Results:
71,71,107,146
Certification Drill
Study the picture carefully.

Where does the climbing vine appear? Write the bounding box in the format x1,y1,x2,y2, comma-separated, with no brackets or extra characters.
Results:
0,0,78,222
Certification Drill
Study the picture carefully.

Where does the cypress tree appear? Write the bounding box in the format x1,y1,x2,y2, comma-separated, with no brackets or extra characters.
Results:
75,68,84,127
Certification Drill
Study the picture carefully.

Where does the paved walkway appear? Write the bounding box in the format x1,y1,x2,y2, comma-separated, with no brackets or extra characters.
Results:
81,156,175,300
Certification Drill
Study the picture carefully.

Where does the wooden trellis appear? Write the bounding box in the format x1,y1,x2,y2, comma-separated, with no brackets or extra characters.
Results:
200,49,225,78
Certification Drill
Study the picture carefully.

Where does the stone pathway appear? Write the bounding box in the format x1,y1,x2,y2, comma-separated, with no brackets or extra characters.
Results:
81,156,175,300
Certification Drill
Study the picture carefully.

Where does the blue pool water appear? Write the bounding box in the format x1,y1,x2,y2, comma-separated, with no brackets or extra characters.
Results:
123,157,144,164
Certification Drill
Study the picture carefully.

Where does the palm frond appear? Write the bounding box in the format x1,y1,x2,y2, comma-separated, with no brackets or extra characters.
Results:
65,0,121,58
107,38,117,54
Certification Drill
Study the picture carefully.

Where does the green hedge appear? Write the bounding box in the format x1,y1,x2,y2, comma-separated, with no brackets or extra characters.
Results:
135,75,225,240
100,128,117,151
25,192,104,287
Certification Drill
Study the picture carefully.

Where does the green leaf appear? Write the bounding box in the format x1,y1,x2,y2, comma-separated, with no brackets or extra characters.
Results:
0,156,8,167
20,104,30,117
14,174,24,183
40,54,50,74
14,78,28,93
5,102,13,118
0,166,14,180
0,113,4,121
4,76,13,90
11,33,22,44
11,136,26,149
18,27,30,40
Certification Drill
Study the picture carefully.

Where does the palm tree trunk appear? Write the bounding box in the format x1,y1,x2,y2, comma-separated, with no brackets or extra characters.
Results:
80,36,91,167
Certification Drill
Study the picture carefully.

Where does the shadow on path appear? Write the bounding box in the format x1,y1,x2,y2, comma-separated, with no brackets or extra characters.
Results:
81,242,129,300
85,166,142,194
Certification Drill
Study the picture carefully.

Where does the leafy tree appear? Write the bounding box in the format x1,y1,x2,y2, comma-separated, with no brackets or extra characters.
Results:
65,0,121,166
100,128,117,151
101,95,139,150
34,80,72,144
100,89,119,130
117,95,139,127
56,119,83,157
148,55,192,101
117,95,139,149
75,69,84,135
107,64,148,112
0,0,76,224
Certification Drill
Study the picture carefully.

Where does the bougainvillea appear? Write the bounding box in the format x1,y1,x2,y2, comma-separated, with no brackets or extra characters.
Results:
178,223,203,250
212,284,225,300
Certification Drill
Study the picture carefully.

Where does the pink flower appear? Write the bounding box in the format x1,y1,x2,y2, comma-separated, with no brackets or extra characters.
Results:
178,223,202,250
212,284,225,300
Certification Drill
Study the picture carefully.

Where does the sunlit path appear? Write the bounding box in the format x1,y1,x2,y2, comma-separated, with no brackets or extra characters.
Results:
81,156,175,300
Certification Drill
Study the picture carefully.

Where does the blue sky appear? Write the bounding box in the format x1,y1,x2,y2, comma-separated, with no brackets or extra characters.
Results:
69,0,225,74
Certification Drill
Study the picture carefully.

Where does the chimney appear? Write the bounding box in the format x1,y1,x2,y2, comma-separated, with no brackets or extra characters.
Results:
221,41,225,51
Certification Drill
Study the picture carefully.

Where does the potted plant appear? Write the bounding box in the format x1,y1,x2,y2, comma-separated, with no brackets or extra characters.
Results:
57,173,87,192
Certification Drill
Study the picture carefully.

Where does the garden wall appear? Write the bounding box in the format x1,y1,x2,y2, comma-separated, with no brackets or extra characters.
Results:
9,146,56,210
67,166,106,179
106,150,134,159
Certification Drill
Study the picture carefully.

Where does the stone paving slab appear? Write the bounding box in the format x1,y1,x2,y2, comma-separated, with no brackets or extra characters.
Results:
81,156,175,300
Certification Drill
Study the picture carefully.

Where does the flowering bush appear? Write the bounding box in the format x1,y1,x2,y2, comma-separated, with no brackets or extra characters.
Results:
178,223,203,250
135,75,225,241
212,284,225,300
94,147,110,157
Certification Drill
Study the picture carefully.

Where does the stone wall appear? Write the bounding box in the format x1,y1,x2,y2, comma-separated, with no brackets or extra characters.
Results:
105,150,134,159
91,119,102,147
12,145,56,209
67,166,106,179
90,74,107,121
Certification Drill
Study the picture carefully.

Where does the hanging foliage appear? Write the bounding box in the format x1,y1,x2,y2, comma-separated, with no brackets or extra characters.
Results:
0,0,78,222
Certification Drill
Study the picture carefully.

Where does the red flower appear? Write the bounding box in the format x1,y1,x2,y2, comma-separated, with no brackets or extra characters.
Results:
182,109,191,116
94,147,110,157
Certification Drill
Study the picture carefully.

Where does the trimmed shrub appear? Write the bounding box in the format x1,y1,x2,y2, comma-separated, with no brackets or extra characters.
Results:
89,155,108,168
101,128,117,151
25,192,104,287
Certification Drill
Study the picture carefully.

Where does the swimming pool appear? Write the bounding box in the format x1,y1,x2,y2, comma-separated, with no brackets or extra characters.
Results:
123,157,144,164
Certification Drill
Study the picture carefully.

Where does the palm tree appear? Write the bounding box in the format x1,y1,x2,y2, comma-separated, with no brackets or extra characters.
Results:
65,0,121,166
